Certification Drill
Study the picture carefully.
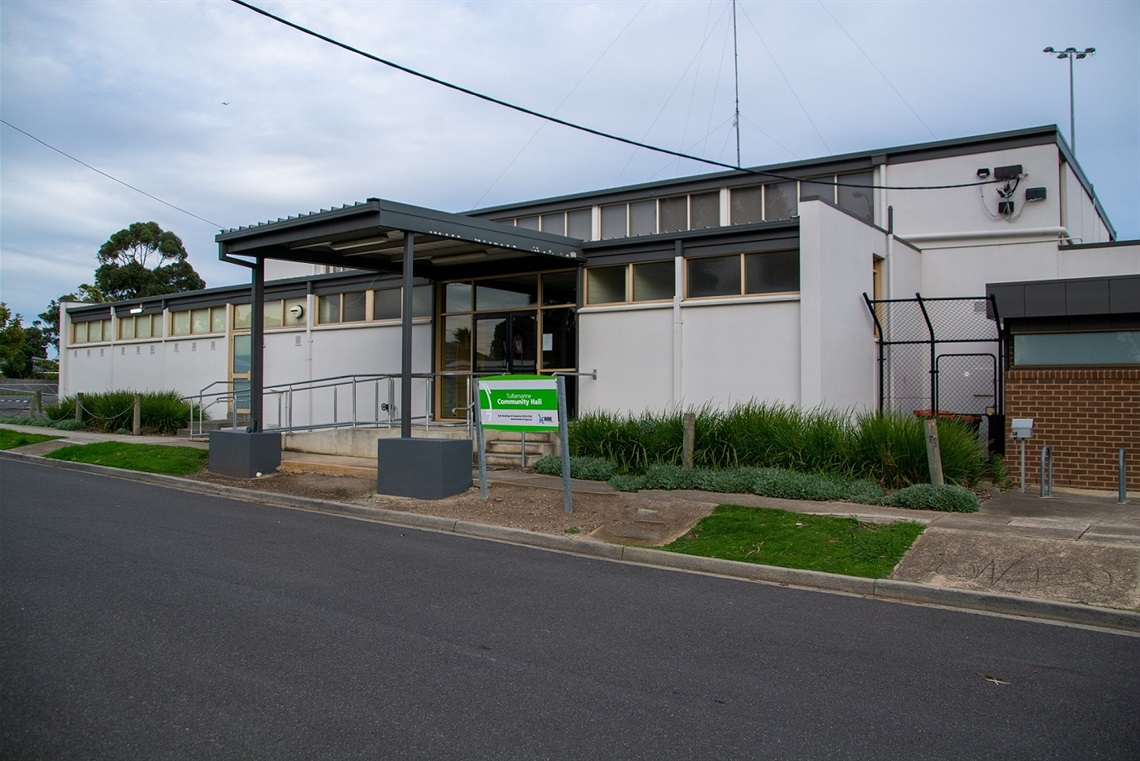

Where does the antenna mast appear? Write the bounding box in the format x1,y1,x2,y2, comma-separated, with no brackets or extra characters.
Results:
732,0,741,167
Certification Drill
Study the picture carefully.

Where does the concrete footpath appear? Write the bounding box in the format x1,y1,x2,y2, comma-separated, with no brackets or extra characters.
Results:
2,424,1138,633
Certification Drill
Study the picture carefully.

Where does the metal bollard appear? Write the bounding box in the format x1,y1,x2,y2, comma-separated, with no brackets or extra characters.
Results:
1039,445,1053,498
1120,448,1129,504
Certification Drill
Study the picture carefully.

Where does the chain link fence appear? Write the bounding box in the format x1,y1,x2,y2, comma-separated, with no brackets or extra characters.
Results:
864,294,1002,418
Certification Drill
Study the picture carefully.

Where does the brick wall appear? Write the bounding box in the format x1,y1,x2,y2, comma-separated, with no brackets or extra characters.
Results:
1004,368,1139,492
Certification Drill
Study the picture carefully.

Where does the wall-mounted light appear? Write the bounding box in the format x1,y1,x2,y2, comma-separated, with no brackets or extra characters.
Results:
129,306,143,315
993,164,1024,181
976,168,990,179
1025,187,1048,202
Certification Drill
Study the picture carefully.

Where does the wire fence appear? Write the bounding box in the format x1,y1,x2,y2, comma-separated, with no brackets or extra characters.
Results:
864,293,1002,418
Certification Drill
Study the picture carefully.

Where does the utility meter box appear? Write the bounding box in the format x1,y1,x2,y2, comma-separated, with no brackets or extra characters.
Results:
1011,418,1034,440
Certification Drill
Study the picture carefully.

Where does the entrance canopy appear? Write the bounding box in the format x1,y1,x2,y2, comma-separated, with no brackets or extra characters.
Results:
216,197,582,273
215,197,584,438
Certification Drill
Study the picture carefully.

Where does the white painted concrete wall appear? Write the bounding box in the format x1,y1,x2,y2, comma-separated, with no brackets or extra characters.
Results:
884,144,1062,240
798,199,881,411
680,299,801,409
578,306,675,413
1062,163,1113,245
577,292,803,414
1059,242,1140,277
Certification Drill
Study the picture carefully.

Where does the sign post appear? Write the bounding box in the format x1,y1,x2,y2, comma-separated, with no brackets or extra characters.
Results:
476,374,571,513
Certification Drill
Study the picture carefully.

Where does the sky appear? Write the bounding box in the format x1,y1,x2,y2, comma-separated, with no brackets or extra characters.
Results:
2,0,1138,332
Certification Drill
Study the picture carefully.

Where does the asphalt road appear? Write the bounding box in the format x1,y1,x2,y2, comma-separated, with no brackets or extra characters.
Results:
2,458,1137,760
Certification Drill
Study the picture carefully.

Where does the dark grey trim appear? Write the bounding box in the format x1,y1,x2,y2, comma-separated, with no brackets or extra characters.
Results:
63,271,428,319
69,309,112,323
987,274,1140,319
1063,239,1139,251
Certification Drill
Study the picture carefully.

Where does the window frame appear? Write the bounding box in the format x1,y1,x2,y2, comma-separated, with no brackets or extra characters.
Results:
684,250,800,300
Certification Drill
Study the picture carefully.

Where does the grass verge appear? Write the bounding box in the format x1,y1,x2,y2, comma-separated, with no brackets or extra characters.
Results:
45,441,208,476
661,504,924,579
0,427,63,450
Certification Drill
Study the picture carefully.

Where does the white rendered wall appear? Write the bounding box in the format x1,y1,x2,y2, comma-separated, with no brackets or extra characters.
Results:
884,144,1063,240
578,297,803,415
1059,242,1140,277
578,306,674,414
63,344,115,395
162,337,229,402
888,239,923,297
1062,163,1113,245
279,321,433,429
680,300,801,409
918,240,1063,297
798,199,881,411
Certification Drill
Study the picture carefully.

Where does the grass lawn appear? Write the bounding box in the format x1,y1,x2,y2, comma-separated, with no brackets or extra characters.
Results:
0,427,63,450
45,441,209,476
661,504,924,579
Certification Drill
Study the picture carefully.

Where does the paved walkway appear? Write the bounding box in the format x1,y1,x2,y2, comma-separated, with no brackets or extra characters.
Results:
3,423,1138,629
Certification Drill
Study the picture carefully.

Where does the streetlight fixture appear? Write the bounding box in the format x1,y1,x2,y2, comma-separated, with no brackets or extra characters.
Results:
1043,46,1096,154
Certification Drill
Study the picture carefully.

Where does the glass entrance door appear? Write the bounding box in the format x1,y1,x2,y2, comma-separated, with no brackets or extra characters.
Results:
437,270,578,421
475,312,537,375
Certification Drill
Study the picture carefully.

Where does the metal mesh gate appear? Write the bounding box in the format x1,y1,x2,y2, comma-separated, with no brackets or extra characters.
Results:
863,293,1002,417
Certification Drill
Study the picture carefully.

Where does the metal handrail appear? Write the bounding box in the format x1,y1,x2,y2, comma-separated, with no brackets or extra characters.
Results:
184,369,595,438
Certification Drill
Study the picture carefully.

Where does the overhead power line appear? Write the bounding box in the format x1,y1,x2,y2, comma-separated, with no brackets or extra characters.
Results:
228,0,998,192
1,119,224,229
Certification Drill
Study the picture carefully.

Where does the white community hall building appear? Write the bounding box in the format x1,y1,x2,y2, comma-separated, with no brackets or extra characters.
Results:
58,125,1139,485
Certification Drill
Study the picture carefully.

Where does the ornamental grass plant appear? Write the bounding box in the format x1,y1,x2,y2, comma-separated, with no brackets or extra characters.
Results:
45,390,192,435
566,402,985,489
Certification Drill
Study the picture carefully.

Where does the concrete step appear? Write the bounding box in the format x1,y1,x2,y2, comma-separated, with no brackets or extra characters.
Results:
485,440,554,455
484,452,545,468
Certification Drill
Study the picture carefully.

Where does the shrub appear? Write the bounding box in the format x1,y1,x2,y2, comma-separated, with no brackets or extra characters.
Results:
751,468,848,502
0,415,50,427
533,455,615,481
607,474,645,492
692,467,768,494
45,390,192,435
885,483,980,512
638,464,701,490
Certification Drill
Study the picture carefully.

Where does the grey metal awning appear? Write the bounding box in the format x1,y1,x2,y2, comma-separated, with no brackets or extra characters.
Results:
216,197,582,272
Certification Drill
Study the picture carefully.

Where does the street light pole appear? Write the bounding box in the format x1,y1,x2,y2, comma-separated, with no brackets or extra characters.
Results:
1043,46,1095,154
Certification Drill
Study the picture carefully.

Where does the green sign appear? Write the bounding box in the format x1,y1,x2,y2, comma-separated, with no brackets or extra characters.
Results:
477,375,559,432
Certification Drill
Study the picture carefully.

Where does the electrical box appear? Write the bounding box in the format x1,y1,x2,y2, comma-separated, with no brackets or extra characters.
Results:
1011,418,1033,440
999,201,1015,216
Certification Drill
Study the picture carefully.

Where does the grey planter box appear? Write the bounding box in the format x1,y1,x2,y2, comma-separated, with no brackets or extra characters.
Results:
377,438,472,499
209,430,282,478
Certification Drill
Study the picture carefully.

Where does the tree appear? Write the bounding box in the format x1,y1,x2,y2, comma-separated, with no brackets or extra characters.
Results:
38,284,105,354
0,304,49,378
94,221,205,301
38,222,207,353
